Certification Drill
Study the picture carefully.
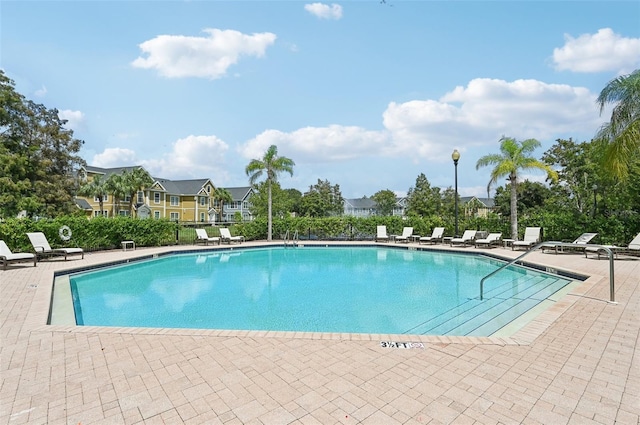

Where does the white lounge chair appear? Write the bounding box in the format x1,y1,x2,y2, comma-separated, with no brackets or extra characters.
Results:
375,225,389,242
542,232,597,254
219,228,245,244
0,240,37,269
26,232,84,260
585,232,640,259
474,233,502,249
419,227,445,245
450,230,477,247
512,227,541,251
394,227,414,243
195,228,220,246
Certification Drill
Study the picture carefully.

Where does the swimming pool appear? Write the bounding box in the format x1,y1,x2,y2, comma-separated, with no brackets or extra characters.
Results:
66,246,574,336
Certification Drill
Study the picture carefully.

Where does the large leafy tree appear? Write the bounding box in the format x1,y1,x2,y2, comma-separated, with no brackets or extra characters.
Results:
371,190,397,216
406,173,441,217
245,145,295,240
595,69,640,179
0,70,85,218
476,136,557,239
300,179,344,217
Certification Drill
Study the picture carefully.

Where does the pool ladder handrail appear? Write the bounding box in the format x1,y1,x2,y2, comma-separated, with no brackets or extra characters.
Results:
283,229,299,248
479,241,616,303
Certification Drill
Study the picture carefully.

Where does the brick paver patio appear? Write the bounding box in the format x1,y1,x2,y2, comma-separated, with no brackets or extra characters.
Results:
1,242,638,424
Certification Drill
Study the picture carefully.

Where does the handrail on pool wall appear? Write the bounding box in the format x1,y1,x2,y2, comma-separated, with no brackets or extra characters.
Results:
479,242,616,303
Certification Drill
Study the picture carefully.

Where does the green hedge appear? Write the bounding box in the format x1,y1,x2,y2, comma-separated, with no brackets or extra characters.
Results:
0,216,177,252
2,212,638,253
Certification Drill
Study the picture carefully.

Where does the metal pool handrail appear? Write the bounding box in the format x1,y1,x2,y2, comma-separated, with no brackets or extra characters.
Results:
479,242,616,303
283,230,299,247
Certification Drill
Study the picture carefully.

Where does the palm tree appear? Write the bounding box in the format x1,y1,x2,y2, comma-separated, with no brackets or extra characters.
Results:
595,69,640,179
213,187,233,223
122,167,154,217
78,174,108,216
245,145,295,241
105,173,126,217
476,136,557,240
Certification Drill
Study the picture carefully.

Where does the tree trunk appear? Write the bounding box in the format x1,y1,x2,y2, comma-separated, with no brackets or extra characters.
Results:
267,180,273,241
510,173,518,239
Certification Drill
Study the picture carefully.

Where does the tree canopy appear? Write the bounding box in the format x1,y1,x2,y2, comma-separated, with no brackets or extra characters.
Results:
245,145,295,240
476,136,557,239
0,70,85,218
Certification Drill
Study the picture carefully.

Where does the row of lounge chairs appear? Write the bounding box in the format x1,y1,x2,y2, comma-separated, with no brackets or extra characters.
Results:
375,225,640,258
195,228,245,245
375,225,508,249
2,227,246,270
1,232,85,269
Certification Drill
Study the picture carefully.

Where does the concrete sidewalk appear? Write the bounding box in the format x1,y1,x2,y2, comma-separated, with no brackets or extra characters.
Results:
1,242,638,424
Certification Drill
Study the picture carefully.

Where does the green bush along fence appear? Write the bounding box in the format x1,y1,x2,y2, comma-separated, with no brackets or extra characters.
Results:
1,212,638,253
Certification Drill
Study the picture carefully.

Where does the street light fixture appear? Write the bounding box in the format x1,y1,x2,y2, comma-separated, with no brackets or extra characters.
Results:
452,149,460,237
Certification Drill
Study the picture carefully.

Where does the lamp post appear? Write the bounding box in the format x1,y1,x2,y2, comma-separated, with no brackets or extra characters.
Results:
452,149,460,237
592,184,598,217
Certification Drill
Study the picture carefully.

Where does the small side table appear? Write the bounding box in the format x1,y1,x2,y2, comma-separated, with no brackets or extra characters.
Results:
502,239,515,248
121,240,135,251
443,237,453,245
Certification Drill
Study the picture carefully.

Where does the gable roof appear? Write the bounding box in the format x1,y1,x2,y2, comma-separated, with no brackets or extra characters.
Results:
223,187,253,201
84,165,147,178
460,196,495,208
153,178,212,196
344,198,377,209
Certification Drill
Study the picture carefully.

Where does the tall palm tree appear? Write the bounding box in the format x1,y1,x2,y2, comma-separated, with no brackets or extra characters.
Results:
476,136,557,240
105,173,126,217
122,167,154,217
245,145,295,241
213,187,233,223
77,174,108,216
595,69,640,179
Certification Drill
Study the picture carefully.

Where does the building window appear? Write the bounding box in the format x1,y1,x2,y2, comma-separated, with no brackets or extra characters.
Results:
94,195,108,202
119,210,130,217
170,212,179,221
170,196,179,206
154,211,160,219
123,195,131,203
154,193,160,204
200,212,205,222
137,191,144,204
213,199,220,208
243,201,248,209
200,196,207,206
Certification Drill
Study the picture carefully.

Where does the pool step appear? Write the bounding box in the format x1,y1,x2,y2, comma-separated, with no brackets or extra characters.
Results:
405,275,569,336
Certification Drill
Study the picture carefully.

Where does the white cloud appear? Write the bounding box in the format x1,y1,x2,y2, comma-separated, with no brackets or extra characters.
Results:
238,78,602,168
58,109,85,130
92,147,138,167
91,136,231,183
34,85,47,97
304,3,343,20
552,28,640,74
239,125,389,163
141,135,230,180
131,28,277,79
384,78,599,158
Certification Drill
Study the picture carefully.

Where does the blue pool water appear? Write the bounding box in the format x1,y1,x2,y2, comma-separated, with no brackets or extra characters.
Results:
69,246,572,336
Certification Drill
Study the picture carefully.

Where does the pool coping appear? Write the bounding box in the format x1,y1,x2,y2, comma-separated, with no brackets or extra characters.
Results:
42,242,601,346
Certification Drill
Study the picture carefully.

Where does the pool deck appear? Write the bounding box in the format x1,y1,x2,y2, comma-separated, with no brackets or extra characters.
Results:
1,241,638,424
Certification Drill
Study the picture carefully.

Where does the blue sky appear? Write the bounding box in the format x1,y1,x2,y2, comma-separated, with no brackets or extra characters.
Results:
2,1,639,199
